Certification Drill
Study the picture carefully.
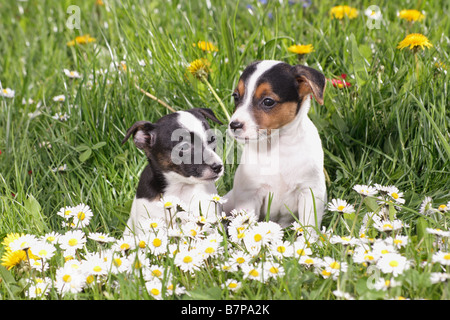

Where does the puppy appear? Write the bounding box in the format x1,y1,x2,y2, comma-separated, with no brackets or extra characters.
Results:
224,60,327,229
122,108,224,235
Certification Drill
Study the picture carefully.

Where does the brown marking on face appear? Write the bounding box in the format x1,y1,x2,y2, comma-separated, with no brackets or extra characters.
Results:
252,101,298,130
237,79,245,97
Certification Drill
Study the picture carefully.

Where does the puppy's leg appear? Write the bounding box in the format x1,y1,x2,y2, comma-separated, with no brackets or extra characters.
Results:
297,187,326,229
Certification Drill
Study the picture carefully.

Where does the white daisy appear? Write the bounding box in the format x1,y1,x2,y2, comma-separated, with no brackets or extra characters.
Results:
52,94,66,102
71,203,93,228
0,88,15,98
432,251,450,266
222,279,242,292
55,265,85,295
327,199,355,214
419,196,435,215
9,234,38,252
425,228,450,237
59,230,86,253
376,253,410,276
174,248,202,274
353,184,378,197
63,69,81,79
269,240,294,259
298,255,322,267
30,241,56,260
148,231,168,255
88,232,115,243
241,263,264,282
146,279,163,300
263,261,285,281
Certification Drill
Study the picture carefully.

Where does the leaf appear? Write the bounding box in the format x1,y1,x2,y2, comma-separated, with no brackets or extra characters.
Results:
23,194,46,233
91,141,107,150
75,144,90,152
185,286,222,300
350,33,370,87
79,148,92,162
363,197,379,212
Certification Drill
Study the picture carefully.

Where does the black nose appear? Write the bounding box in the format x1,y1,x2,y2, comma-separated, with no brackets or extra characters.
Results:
210,163,223,174
229,121,244,130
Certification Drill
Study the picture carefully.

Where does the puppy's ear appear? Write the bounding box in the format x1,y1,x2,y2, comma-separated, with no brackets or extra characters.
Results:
292,65,326,105
190,108,223,125
122,121,156,150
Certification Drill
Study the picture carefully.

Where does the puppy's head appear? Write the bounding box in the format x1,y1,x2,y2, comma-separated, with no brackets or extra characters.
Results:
228,60,326,141
123,108,224,183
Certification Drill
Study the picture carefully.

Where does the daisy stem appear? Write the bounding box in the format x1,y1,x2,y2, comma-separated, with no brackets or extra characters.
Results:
202,77,231,122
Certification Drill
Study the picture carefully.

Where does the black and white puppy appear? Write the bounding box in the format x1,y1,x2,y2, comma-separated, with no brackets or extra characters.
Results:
122,108,223,235
224,60,327,229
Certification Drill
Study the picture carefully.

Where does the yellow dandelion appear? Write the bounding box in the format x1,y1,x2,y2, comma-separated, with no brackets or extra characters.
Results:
1,250,27,270
397,33,433,51
1,233,24,251
67,34,96,47
288,44,314,55
330,5,358,20
193,41,218,52
187,58,210,80
398,9,425,22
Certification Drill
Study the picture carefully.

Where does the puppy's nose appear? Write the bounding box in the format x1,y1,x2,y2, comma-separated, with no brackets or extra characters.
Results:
210,163,223,174
229,120,244,130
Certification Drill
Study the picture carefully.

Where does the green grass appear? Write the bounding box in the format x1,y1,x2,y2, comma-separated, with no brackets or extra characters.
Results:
0,0,449,300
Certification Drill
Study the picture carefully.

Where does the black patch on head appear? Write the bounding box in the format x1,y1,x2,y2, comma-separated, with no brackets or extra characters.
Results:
123,109,222,200
257,63,300,104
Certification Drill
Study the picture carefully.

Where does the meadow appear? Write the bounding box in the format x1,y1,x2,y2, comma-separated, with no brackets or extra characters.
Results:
0,0,449,301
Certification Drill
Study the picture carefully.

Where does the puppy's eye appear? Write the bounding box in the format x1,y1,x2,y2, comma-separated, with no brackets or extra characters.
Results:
262,98,276,107
232,92,239,102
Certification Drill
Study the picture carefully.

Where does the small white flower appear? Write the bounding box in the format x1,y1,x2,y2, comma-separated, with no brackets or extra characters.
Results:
9,234,38,252
222,279,241,292
373,278,402,291
241,263,264,282
426,228,450,237
146,279,163,300
52,164,67,172
333,289,355,300
59,230,86,253
432,251,450,266
63,69,81,79
376,253,410,276
209,193,227,204
373,219,404,233
353,184,378,197
52,94,66,102
88,232,115,243
174,248,202,274
71,203,93,228
364,7,382,20
0,88,15,98
419,196,435,215
269,240,294,259
52,112,70,121
30,241,56,260
55,265,85,295
298,255,322,267
263,262,285,281
327,199,355,214
147,231,168,255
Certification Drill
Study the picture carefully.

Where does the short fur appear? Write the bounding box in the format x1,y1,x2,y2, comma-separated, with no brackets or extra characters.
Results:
123,108,223,235
225,60,327,229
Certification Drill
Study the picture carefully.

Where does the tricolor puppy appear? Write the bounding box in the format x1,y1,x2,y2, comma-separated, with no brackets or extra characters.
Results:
122,108,223,235
224,60,327,229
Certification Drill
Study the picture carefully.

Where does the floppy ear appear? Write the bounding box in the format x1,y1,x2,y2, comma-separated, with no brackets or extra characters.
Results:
292,65,326,105
189,108,223,125
122,121,156,150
